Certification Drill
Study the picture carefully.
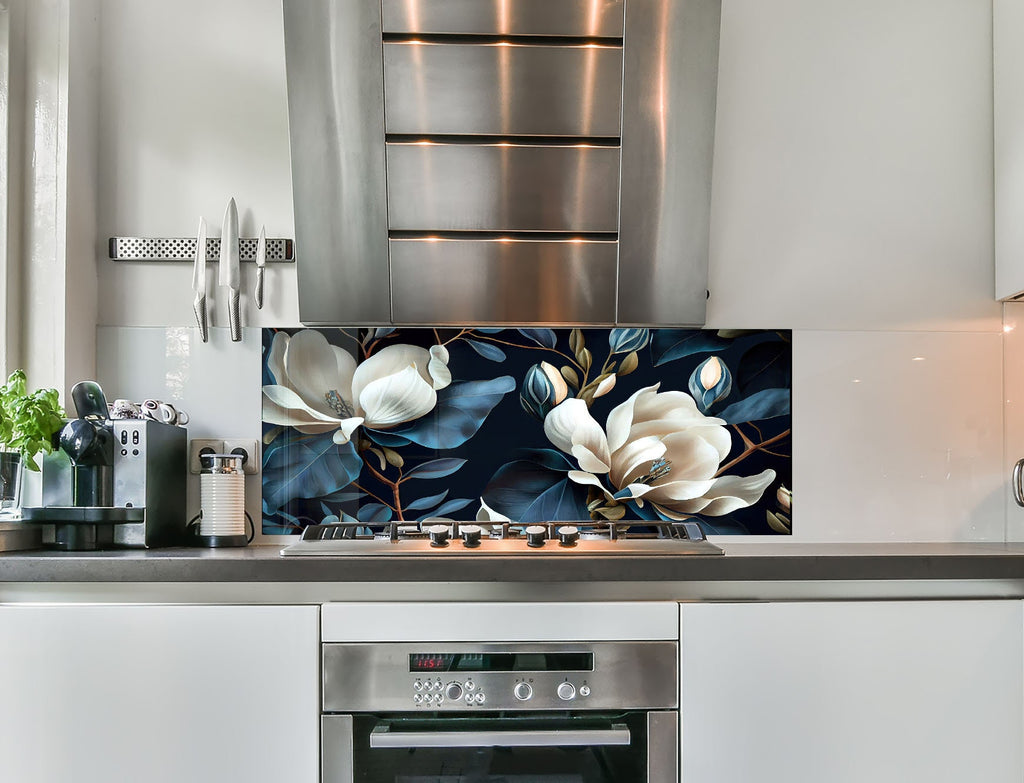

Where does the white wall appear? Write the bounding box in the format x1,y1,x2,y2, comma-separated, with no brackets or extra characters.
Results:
92,0,1003,542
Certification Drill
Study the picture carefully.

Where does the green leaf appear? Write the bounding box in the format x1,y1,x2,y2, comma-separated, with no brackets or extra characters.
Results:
617,351,639,376
0,371,65,471
560,365,580,389
569,328,583,356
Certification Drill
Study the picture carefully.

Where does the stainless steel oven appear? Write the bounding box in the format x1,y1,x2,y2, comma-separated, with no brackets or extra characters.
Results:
321,641,678,782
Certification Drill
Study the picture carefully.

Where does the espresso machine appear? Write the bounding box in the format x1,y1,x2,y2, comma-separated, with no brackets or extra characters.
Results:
22,381,187,550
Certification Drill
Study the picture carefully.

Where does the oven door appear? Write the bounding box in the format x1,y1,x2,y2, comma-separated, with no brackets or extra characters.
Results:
323,711,677,783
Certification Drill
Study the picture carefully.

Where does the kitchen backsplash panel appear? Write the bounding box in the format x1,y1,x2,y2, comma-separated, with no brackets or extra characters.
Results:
261,328,793,535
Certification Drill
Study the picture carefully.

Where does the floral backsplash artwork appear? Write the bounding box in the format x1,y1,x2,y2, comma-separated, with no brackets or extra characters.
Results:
261,327,792,535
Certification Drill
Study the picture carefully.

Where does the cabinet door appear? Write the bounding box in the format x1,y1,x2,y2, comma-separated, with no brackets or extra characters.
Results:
680,601,1023,783
996,0,1024,299
0,604,319,783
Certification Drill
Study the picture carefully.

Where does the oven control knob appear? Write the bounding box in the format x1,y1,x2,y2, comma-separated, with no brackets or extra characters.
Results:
445,682,464,701
557,682,576,701
557,525,579,547
579,685,591,697
513,682,533,701
461,524,482,548
426,524,450,547
525,525,547,548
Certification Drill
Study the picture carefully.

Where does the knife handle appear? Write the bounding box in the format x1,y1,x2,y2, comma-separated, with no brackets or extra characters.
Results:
255,267,265,310
228,289,241,342
193,294,209,343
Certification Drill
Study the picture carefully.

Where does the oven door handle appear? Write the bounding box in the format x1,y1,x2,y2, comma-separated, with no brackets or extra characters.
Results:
369,723,632,749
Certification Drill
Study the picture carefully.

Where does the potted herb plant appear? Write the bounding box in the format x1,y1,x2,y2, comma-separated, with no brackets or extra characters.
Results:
0,370,65,515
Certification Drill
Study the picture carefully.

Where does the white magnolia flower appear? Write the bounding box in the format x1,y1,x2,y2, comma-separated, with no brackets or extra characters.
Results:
543,384,775,519
262,330,451,444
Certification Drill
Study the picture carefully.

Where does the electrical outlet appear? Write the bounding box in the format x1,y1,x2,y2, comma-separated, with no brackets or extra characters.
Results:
189,439,224,474
223,438,260,475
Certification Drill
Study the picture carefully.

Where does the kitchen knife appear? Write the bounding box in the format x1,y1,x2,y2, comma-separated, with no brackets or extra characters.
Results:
192,216,209,342
254,224,266,310
219,197,241,342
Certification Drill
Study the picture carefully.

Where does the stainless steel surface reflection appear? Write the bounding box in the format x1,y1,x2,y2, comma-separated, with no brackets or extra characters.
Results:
390,238,617,324
384,42,623,137
283,0,391,325
386,142,621,232
617,0,721,325
382,0,626,37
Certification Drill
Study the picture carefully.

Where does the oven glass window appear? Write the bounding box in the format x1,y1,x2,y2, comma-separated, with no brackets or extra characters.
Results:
348,713,647,783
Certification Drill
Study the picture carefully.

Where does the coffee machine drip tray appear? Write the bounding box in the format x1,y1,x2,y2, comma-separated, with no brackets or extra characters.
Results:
20,506,146,551
22,507,145,523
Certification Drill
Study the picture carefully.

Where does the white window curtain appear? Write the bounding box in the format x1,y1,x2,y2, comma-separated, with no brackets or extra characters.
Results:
0,0,14,380
0,0,99,401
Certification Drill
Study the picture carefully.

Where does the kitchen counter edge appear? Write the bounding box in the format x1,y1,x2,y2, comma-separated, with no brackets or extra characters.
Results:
2,542,1024,584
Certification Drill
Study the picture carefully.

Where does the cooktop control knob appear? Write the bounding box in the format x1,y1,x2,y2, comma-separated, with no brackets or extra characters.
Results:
426,524,450,548
445,682,463,702
460,524,482,548
557,682,576,701
525,525,547,548
514,682,533,701
557,525,579,547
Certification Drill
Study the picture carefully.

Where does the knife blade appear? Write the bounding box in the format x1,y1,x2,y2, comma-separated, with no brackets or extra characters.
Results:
254,224,266,310
219,197,241,341
192,217,208,342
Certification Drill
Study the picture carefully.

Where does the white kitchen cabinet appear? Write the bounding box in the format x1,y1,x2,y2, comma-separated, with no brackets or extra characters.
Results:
0,604,319,783
679,601,1023,783
996,0,1024,299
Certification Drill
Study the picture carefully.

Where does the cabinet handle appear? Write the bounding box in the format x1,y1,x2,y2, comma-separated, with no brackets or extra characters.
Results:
1013,459,1024,507
369,724,630,749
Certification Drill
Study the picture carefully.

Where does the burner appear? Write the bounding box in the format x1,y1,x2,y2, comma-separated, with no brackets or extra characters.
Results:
280,519,723,557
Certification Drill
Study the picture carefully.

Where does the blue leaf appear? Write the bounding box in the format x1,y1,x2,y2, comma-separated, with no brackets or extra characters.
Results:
405,489,450,512
364,429,413,448
430,497,475,518
475,328,505,334
321,514,339,525
393,376,516,449
518,478,590,525
718,388,790,423
482,460,566,520
262,430,363,513
651,330,730,367
403,458,468,481
465,339,507,362
517,328,558,349
696,515,751,535
513,449,576,472
373,327,396,339
318,490,364,504
357,502,393,524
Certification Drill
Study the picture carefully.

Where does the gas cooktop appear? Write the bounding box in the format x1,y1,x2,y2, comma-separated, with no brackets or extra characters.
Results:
280,520,723,557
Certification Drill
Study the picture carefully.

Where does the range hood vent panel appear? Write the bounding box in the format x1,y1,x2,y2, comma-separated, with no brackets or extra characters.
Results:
284,0,721,327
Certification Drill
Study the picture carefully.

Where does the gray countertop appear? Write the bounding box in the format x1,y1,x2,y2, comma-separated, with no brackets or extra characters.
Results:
2,542,1024,584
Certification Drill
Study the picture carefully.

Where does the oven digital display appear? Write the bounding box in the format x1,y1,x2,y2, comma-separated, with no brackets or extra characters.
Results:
409,652,594,673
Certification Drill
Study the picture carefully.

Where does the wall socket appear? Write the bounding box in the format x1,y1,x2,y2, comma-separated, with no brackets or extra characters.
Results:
188,438,260,475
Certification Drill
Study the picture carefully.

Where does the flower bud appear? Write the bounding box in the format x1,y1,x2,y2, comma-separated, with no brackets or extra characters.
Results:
688,356,733,413
608,328,651,355
520,361,570,421
776,485,792,513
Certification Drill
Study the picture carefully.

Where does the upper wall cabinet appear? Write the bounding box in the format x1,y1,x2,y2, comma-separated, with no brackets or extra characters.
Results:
996,0,1024,300
283,0,721,327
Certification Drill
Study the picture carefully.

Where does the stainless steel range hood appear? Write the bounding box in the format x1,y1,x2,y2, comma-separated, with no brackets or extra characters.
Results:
283,0,721,327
